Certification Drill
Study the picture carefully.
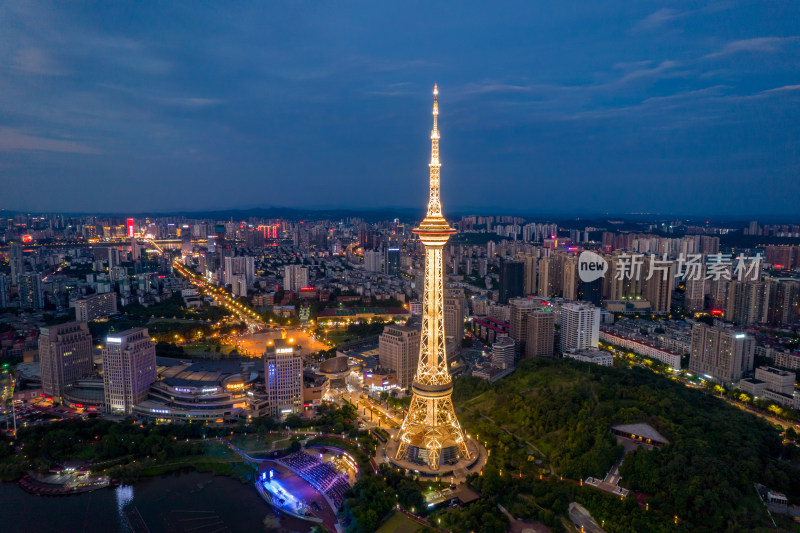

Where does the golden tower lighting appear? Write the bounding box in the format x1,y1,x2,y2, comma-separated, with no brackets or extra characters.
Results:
394,84,470,470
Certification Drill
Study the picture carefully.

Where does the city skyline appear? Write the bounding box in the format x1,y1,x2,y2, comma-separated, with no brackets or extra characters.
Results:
2,2,799,215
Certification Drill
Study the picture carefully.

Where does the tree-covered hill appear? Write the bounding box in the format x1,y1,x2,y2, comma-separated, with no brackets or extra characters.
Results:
451,358,799,531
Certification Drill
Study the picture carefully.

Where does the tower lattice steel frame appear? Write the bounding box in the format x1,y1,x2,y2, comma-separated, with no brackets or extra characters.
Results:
394,85,470,470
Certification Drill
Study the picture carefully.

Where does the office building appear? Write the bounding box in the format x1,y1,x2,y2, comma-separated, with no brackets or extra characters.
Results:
499,261,524,304
39,322,93,403
525,311,555,358
565,348,613,366
560,303,600,353
491,336,516,369
74,292,118,322
379,324,420,389
755,366,795,396
384,248,401,275
102,328,157,415
689,323,754,384
265,338,303,417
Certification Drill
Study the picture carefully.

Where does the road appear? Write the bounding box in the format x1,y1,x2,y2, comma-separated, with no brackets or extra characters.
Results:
143,237,264,332
568,502,606,533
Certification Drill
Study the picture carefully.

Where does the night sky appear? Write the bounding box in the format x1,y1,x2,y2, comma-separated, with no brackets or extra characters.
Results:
1,2,798,215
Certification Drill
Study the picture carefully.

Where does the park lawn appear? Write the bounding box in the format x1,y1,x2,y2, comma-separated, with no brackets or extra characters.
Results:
375,510,425,533
230,434,287,452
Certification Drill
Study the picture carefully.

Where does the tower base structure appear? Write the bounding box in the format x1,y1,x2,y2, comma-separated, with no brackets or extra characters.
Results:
385,435,484,478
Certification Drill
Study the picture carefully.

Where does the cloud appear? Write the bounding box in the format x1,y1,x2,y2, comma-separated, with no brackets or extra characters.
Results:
11,48,68,76
616,60,680,85
0,127,100,154
461,82,533,95
633,9,682,32
156,97,227,109
760,84,800,95
705,36,799,59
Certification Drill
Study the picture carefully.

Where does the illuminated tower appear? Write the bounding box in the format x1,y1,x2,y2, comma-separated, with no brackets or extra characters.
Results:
395,85,469,470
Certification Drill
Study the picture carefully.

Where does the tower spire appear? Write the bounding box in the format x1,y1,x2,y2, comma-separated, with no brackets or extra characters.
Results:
427,83,442,218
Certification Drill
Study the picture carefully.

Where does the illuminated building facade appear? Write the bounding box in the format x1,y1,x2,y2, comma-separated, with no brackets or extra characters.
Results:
265,339,303,417
39,322,93,403
102,328,157,415
132,361,268,422
394,85,470,470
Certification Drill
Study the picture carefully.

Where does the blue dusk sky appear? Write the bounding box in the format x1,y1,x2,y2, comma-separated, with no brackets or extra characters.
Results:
1,1,798,215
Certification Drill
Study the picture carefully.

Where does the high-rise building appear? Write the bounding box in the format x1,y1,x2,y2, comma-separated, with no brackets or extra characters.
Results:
384,248,401,275
580,278,602,307
39,322,93,403
379,324,421,389
224,256,255,288
0,273,8,308
491,336,516,369
19,272,44,309
685,272,706,313
562,255,578,300
74,292,118,322
283,264,309,291
108,247,120,269
8,242,24,284
499,260,524,304
516,253,538,296
102,328,157,414
126,218,135,238
766,279,800,325
364,250,383,272
265,338,303,417
130,237,141,261
509,297,544,356
394,86,470,470
444,288,466,348
765,246,794,269
525,311,555,358
537,257,551,297
643,258,673,314
560,302,600,353
689,323,754,384
726,280,768,325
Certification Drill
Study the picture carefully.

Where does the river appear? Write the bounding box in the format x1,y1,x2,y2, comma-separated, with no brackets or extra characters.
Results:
0,472,312,533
